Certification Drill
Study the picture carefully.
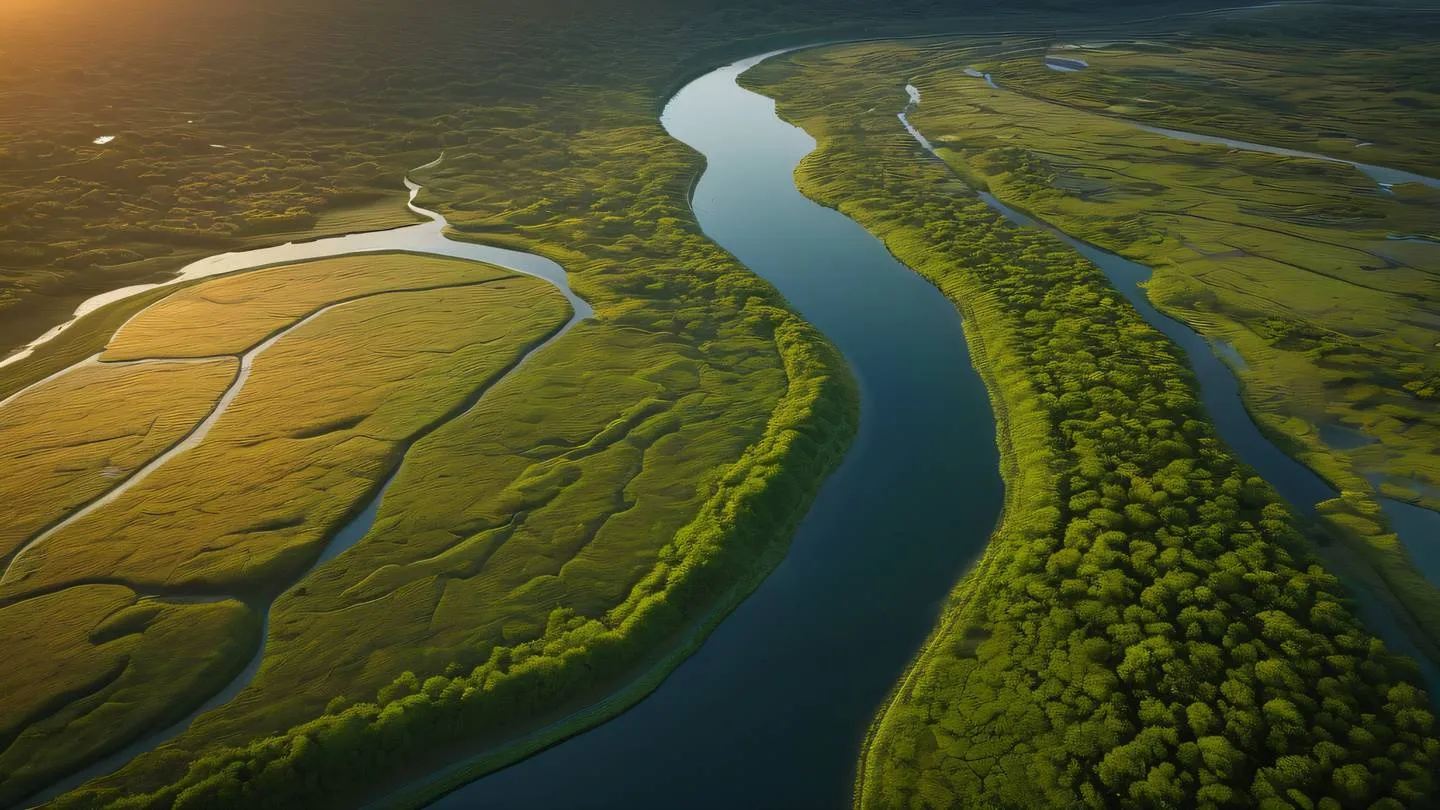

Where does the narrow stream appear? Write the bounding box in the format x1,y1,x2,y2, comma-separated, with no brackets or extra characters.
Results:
1127,121,1440,190
981,62,1440,191
900,88,1440,697
429,48,1004,809
18,163,591,808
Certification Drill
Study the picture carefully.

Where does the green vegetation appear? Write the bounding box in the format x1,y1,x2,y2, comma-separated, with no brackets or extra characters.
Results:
0,357,235,565
746,39,1440,808
994,4,1440,180
948,8,1440,516
0,588,258,808
861,15,1440,663
911,55,1440,493
2,0,875,799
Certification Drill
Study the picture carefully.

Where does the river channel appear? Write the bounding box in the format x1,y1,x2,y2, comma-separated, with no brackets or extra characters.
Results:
900,79,1440,699
436,40,1440,807
428,48,1006,809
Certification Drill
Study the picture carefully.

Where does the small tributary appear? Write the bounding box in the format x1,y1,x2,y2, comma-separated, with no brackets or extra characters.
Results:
899,85,1440,699
17,161,592,808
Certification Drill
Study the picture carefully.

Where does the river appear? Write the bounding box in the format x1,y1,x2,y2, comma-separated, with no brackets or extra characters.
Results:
27,25,1440,809
426,48,1005,809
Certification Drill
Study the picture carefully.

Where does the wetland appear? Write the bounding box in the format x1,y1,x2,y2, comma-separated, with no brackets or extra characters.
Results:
5,1,1440,808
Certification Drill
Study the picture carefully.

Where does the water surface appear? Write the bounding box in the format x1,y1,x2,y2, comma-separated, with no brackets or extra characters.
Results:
433,49,1004,810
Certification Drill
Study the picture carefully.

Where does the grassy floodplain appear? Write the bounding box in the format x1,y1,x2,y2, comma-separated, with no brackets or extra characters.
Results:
746,38,1440,808
873,9,1440,663
3,260,569,597
46,164,856,810
0,357,236,566
0,253,578,805
0,0,1236,806
101,253,507,360
3,3,868,799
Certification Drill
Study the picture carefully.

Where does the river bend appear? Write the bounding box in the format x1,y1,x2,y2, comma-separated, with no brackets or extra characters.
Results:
428,49,1006,809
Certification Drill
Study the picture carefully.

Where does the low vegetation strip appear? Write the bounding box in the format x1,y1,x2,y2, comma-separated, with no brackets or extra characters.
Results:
745,45,1440,808
37,43,865,802
103,254,511,360
0,357,236,566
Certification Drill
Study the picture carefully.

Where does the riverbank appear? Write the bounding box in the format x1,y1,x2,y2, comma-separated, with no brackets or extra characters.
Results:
35,88,858,810
404,45,1008,809
850,229,1058,810
747,43,1440,807
891,33,1440,664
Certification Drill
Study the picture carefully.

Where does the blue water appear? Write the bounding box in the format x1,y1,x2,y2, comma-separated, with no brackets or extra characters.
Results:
427,50,1004,809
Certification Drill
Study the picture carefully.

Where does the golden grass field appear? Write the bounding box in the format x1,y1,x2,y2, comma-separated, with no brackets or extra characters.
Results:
0,357,236,566
4,277,571,598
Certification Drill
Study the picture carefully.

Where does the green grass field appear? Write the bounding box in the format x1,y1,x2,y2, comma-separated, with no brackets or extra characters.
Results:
0,588,258,807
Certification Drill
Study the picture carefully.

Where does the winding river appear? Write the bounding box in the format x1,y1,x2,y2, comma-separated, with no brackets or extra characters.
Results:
426,48,1006,809
431,44,1440,806
16,164,591,808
